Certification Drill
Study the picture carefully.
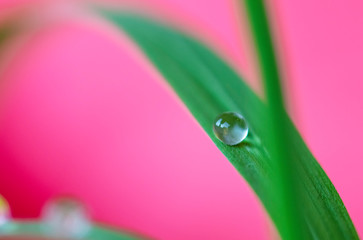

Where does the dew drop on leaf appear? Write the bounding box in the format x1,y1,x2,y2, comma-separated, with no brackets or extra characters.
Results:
213,112,248,145
42,197,91,239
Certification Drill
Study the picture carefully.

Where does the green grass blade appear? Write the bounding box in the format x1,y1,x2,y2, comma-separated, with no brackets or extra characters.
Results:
97,9,359,240
242,1,303,239
0,221,141,239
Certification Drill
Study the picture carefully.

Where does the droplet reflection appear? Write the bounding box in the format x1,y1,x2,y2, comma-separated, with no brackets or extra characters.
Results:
0,195,10,226
42,198,90,239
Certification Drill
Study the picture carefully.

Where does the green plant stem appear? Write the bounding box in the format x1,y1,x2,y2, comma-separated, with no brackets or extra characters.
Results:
242,1,303,239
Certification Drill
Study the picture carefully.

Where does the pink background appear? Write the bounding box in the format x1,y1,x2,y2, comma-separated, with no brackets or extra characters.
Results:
0,0,362,239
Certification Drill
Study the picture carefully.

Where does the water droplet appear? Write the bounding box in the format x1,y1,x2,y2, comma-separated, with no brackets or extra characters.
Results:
0,195,10,226
42,198,91,239
213,112,248,145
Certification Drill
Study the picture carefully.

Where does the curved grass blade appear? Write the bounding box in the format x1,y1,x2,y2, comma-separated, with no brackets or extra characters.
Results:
97,9,359,239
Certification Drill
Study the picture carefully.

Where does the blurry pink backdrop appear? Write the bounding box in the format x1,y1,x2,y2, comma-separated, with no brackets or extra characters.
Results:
0,0,362,239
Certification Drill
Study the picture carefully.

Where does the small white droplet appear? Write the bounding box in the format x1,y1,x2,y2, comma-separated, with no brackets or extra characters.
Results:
213,112,248,145
42,197,91,239
0,195,10,226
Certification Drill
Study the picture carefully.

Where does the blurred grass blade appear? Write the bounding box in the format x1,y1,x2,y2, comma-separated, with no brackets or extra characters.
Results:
97,9,359,239
0,221,142,239
242,0,303,239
